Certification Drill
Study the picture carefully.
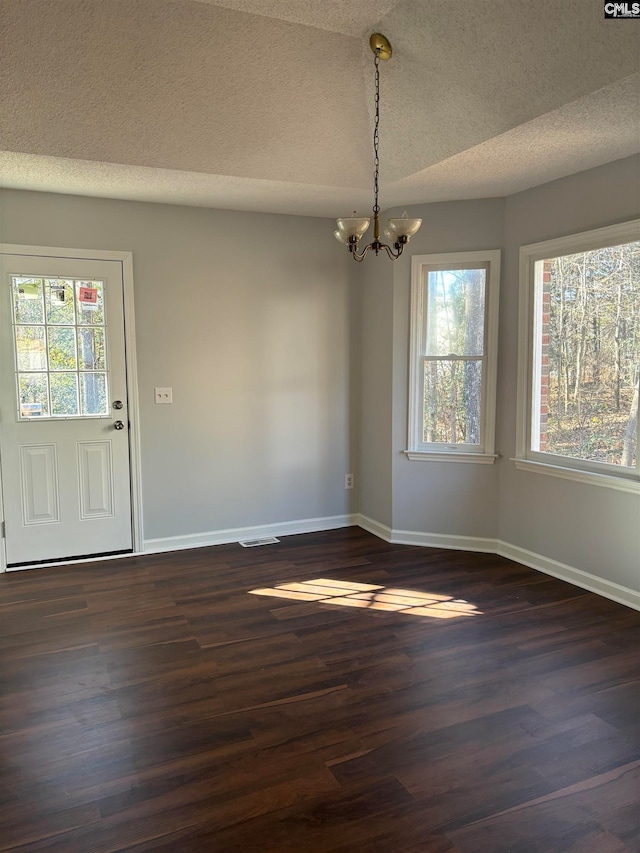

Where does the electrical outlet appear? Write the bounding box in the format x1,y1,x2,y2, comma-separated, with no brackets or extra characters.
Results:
345,473,354,490
154,387,172,404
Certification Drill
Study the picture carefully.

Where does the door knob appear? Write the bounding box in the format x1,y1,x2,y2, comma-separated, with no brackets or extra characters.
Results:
113,400,124,410
114,420,125,430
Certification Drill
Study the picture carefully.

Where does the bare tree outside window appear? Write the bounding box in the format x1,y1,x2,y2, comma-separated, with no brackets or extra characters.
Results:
534,241,640,468
423,268,486,445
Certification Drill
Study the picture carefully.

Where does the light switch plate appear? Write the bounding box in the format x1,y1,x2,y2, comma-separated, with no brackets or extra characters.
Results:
154,387,172,404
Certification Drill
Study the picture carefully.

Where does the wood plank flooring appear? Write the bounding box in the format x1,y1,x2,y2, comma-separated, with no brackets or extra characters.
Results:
0,528,638,852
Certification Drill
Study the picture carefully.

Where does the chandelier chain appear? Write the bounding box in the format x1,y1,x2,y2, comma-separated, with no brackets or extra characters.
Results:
373,51,380,218
334,34,421,261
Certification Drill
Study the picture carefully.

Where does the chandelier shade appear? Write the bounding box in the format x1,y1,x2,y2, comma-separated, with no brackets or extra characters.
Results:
334,215,372,244
335,34,422,262
385,212,422,241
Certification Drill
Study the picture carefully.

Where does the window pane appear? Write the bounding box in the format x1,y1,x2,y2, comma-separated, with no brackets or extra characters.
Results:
76,280,104,325
78,327,106,370
13,278,44,323
80,373,108,415
16,326,46,371
426,269,486,356
19,373,49,417
534,242,640,468
45,279,75,325
11,275,112,420
48,326,77,370
424,359,483,444
50,372,79,415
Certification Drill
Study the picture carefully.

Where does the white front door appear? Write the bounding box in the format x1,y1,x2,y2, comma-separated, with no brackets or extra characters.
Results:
0,252,133,567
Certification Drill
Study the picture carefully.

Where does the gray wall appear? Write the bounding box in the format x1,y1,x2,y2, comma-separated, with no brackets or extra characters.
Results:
358,158,639,592
358,198,504,538
2,156,638,592
357,255,393,526
0,189,357,541
498,156,640,590
391,200,505,538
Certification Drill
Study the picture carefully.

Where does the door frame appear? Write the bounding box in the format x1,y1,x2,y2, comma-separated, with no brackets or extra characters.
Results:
0,244,143,571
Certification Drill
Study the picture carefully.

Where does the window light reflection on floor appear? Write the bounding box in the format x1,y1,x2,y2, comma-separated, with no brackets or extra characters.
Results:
248,578,481,619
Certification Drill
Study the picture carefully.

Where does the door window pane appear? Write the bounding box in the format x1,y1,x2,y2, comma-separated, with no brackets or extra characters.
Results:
76,281,104,325
12,276,109,419
80,373,107,415
48,327,77,370
45,279,75,325
18,373,49,417
78,327,105,370
16,326,47,371
50,373,79,415
14,278,44,324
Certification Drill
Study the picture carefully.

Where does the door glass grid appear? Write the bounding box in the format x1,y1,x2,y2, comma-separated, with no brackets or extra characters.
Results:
12,277,109,419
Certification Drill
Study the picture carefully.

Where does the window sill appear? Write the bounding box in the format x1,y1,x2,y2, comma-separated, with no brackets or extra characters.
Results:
405,451,497,464
512,458,640,494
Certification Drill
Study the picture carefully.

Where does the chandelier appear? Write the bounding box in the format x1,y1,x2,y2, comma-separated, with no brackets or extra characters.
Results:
334,34,422,262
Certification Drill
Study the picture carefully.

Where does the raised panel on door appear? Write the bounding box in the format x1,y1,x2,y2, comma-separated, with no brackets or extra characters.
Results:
77,440,115,519
19,444,60,524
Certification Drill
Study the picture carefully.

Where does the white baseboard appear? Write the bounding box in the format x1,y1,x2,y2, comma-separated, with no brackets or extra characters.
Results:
356,514,393,542
143,514,358,554
496,541,640,611
145,511,639,612
356,514,639,611
392,528,498,552
356,514,497,552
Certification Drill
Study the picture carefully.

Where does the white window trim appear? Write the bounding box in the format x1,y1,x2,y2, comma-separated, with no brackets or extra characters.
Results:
407,250,501,461
404,450,498,463
515,220,640,493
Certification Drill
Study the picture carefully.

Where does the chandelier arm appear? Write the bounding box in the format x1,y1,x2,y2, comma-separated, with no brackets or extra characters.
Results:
352,243,372,262
380,242,403,260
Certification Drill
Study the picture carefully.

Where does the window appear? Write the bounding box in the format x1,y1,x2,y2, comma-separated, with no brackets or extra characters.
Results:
12,276,109,419
516,221,640,491
407,250,501,462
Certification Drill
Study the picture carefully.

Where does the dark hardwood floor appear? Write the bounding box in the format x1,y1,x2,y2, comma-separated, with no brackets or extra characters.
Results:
0,527,638,852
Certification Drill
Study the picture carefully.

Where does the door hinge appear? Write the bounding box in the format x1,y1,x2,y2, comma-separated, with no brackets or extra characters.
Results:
1,521,5,539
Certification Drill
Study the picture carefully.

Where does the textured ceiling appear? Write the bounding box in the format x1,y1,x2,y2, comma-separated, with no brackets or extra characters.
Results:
190,0,403,36
0,0,638,216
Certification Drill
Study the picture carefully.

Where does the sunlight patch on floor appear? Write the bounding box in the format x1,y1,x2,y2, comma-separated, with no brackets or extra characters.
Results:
248,578,482,619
